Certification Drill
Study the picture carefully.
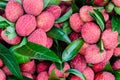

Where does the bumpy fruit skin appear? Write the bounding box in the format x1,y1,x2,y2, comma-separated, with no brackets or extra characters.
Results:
16,14,36,36
46,5,61,20
70,75,82,80
79,42,89,55
23,0,43,16
101,9,109,22
69,32,81,41
46,37,53,48
37,11,55,32
37,61,51,73
112,0,120,7
82,67,94,80
70,54,86,72
112,59,120,70
1,30,21,45
95,72,115,80
106,20,112,29
69,13,84,32
0,59,3,68
102,29,118,50
85,45,106,64
114,48,120,56
5,0,23,22
49,62,70,78
22,72,33,79
36,71,48,80
0,69,6,80
20,60,36,74
94,0,109,6
79,6,94,22
81,22,101,44
28,29,47,47
2,66,12,76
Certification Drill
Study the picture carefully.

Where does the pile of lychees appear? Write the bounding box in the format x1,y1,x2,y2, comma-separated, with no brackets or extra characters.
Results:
0,0,120,80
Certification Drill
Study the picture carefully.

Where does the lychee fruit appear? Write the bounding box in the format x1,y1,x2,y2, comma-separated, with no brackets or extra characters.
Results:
16,14,36,36
70,75,82,80
48,62,70,78
79,6,94,22
81,22,101,44
70,54,87,72
28,29,47,47
5,0,24,22
112,0,120,7
46,37,53,48
37,11,55,32
69,32,81,41
79,42,89,55
101,9,109,22
0,69,6,80
22,72,33,79
36,71,48,80
2,66,12,76
102,29,118,50
0,59,3,68
23,0,43,16
112,59,120,70
114,47,120,56
69,13,84,32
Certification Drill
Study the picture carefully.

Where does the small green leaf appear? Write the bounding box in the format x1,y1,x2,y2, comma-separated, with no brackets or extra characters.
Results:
48,0,61,5
16,0,22,4
97,40,104,53
0,44,23,79
105,2,114,13
55,8,73,23
89,9,105,31
104,62,114,72
62,39,84,62
0,0,8,10
114,72,120,80
71,1,79,13
47,27,71,44
65,69,86,80
0,21,9,29
43,0,50,9
49,69,59,80
0,16,15,27
61,21,72,35
15,42,62,63
54,62,64,71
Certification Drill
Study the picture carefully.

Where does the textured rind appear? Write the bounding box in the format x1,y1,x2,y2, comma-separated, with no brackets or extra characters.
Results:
36,71,48,80
23,0,43,16
112,0,120,7
46,37,53,48
112,59,120,70
0,69,6,80
28,29,47,47
16,14,36,36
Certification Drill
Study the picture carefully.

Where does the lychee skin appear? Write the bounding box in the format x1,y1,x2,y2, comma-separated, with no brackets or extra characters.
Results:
36,71,48,80
70,75,82,80
101,9,109,22
46,37,53,48
70,54,87,72
22,72,33,79
94,0,109,6
112,59,120,70
69,13,84,32
37,61,50,73
79,6,94,22
0,69,6,80
28,29,47,47
79,42,89,55
37,11,55,32
0,59,3,68
114,48,120,56
69,32,81,41
112,0,120,7
102,29,118,50
1,30,21,45
16,14,36,36
81,22,101,44
85,45,106,64
2,66,12,76
5,0,24,22
82,67,94,80
95,72,115,80
106,20,112,29
20,60,36,74
46,5,61,20
48,62,70,78
23,0,43,16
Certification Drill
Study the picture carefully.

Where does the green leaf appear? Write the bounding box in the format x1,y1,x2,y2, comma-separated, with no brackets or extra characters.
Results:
71,1,79,13
16,0,22,4
0,44,23,79
0,0,8,10
114,72,120,80
62,39,84,62
0,21,9,29
43,0,50,9
47,27,71,44
54,62,64,71
49,69,59,80
105,2,114,13
55,8,73,23
0,16,15,27
104,62,114,72
65,69,86,80
48,0,61,5
97,40,104,53
61,21,72,35
15,42,62,63
89,9,105,31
